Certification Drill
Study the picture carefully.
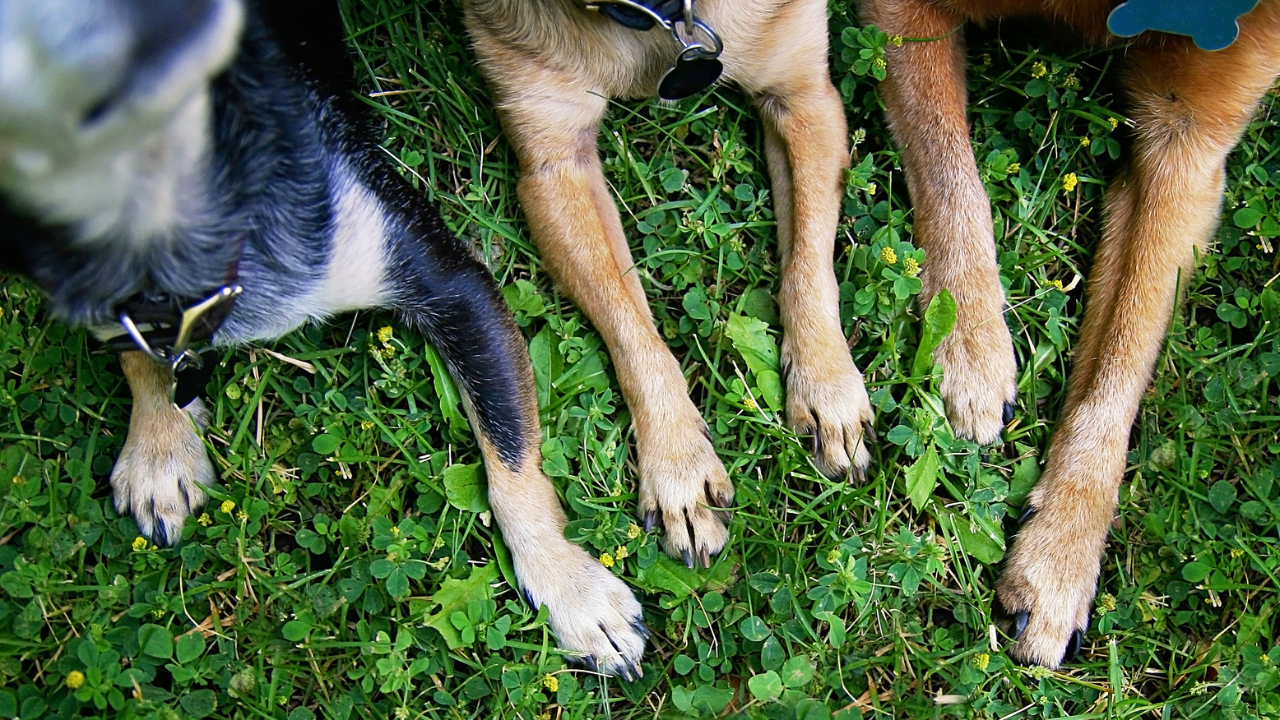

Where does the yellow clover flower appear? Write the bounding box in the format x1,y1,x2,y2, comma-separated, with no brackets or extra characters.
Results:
66,670,86,689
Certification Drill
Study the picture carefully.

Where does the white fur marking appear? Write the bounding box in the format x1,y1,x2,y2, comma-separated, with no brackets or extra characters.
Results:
314,169,389,315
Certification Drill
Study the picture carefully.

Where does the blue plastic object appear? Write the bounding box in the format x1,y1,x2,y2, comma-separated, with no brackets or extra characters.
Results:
1108,0,1260,50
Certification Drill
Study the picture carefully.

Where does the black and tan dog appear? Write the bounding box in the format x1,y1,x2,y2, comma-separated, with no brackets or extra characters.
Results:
463,0,877,569
859,0,1280,666
0,0,647,676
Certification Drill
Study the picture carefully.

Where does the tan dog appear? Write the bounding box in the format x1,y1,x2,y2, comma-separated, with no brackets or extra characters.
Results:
860,0,1280,666
463,0,876,568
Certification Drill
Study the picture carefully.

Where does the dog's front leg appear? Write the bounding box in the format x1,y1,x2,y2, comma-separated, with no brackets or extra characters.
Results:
391,239,647,677
498,94,734,568
997,19,1280,667
111,351,215,545
862,0,1017,444
753,38,874,479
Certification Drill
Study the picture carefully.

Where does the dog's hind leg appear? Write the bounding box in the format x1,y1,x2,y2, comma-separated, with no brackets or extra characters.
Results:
749,0,874,479
111,351,215,545
861,0,1017,444
487,86,733,568
996,12,1280,667
387,223,647,677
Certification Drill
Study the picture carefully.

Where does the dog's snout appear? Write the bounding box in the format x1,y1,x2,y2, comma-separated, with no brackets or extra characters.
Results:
0,0,242,146
0,0,133,120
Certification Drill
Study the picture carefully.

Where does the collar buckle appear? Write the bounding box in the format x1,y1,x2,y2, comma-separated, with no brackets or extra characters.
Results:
117,284,242,407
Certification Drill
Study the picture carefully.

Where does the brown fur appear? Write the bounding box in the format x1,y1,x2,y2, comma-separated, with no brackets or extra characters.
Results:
463,0,876,567
861,0,1280,667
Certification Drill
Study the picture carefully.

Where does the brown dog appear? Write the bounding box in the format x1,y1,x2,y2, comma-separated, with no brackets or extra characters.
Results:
860,0,1280,666
463,0,876,568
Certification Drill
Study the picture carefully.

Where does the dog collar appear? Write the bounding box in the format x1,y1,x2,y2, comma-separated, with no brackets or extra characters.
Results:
586,0,724,101
103,284,242,408
1108,0,1259,51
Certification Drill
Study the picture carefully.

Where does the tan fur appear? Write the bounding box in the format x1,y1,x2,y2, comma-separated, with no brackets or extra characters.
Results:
111,351,216,545
481,434,647,670
863,0,1280,667
462,317,649,674
464,0,875,567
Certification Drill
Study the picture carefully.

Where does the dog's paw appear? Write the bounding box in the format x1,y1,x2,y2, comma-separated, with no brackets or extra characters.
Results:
935,310,1017,445
782,350,875,480
110,398,215,545
519,542,648,679
637,429,733,568
995,506,1099,668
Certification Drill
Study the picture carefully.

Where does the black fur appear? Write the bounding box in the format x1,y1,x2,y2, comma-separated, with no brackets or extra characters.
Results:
0,0,531,466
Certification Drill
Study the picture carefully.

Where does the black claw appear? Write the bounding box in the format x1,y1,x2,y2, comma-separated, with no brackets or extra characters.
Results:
682,548,694,569
1018,505,1037,527
581,656,598,674
682,508,697,561
643,510,660,533
862,420,878,444
1003,401,1016,426
699,547,711,569
603,624,628,678
1013,611,1029,640
851,462,866,484
709,485,733,512
1065,629,1083,662
699,423,712,442
152,519,170,548
631,618,652,640
706,485,734,523
524,590,538,608
811,412,824,458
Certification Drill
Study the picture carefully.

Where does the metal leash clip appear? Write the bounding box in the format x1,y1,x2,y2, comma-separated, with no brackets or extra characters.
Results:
118,285,242,407
586,0,724,101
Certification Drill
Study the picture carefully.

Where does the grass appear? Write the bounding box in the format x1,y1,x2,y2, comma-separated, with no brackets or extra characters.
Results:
2,0,1280,717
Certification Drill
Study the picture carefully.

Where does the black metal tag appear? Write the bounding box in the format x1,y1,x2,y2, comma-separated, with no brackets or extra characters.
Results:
171,351,216,408
658,48,723,101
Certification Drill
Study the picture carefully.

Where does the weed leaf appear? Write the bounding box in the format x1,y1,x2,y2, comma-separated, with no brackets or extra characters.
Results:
903,444,940,510
424,564,498,650
913,288,957,379
725,314,780,375
443,462,490,514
